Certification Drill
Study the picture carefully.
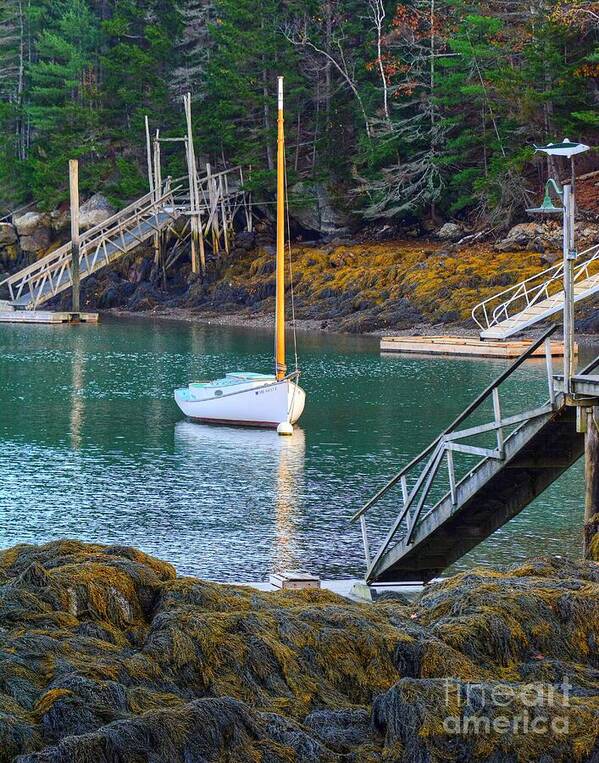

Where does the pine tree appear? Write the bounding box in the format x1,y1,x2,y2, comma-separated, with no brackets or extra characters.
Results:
24,0,101,205
200,0,304,188
172,0,215,101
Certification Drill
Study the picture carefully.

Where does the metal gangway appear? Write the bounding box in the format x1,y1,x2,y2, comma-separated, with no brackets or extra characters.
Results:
472,242,599,339
0,166,250,311
352,327,599,584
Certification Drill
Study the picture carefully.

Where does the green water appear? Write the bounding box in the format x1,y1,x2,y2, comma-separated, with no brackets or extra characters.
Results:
0,317,591,581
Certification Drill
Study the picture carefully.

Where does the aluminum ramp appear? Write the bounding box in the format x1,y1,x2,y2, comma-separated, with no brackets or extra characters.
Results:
472,243,599,339
353,327,594,584
0,190,181,310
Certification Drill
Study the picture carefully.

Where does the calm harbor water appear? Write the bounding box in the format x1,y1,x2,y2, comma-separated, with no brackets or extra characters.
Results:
0,316,591,581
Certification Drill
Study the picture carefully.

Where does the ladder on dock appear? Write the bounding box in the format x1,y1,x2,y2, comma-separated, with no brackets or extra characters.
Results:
472,242,599,339
0,166,250,311
353,327,599,584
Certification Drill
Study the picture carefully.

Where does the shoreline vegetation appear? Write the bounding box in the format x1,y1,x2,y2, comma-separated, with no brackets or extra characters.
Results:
54,232,599,339
0,540,597,762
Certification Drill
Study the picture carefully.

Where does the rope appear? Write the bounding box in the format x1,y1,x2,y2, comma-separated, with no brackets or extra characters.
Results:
283,142,299,373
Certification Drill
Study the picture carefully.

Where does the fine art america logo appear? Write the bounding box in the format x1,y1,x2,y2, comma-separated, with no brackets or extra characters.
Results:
443,677,571,736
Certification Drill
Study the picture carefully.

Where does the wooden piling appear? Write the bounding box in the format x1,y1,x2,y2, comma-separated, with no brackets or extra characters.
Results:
152,132,164,266
220,177,230,254
69,159,80,314
584,406,599,561
206,162,219,254
144,116,155,197
184,93,203,275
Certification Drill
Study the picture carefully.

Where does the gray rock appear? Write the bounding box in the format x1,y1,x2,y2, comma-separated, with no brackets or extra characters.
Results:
50,208,70,233
19,229,51,253
436,222,463,242
290,181,349,235
495,221,572,253
13,210,50,238
79,193,115,231
0,223,17,246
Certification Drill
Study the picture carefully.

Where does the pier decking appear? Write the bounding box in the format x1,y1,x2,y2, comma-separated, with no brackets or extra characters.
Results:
0,311,98,324
381,335,572,358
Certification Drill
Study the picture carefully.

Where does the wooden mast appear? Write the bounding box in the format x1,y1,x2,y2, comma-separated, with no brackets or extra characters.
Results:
69,159,80,314
275,76,287,381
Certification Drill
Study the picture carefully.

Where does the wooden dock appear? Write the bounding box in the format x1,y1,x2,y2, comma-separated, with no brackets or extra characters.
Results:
380,335,574,358
0,311,99,324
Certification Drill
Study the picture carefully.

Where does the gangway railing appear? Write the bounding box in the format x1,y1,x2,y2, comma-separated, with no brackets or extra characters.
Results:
352,326,561,582
472,242,599,336
0,183,181,310
0,164,252,310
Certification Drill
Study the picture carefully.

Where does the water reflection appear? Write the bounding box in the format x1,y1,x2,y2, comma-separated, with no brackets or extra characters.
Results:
0,317,595,581
174,422,306,573
69,340,85,451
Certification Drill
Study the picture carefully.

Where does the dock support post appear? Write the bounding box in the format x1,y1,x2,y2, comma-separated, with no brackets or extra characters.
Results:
584,406,599,561
360,516,371,569
492,387,504,457
69,159,80,314
153,131,164,266
220,177,230,254
545,338,555,406
206,162,220,254
184,93,204,276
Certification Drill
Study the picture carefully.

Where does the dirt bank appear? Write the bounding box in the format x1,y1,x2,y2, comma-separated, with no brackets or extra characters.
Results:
0,540,597,761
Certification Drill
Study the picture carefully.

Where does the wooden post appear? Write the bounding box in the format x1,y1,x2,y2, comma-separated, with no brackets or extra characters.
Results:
152,131,163,266
584,406,599,561
69,159,80,314
240,167,252,232
144,115,154,197
220,176,230,254
206,162,219,254
184,93,203,275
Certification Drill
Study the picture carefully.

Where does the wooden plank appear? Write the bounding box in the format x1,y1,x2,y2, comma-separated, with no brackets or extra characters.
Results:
381,335,572,358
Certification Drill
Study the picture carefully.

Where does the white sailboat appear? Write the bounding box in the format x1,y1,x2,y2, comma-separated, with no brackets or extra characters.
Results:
174,77,306,435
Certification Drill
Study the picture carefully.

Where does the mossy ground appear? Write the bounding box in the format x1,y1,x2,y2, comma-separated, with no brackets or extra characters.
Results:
0,541,596,761
204,241,547,331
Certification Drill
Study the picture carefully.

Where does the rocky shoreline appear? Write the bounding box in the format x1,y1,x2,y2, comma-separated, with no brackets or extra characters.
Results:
3,205,599,337
0,540,596,762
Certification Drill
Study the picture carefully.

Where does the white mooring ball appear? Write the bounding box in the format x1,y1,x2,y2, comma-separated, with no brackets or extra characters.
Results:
277,421,294,436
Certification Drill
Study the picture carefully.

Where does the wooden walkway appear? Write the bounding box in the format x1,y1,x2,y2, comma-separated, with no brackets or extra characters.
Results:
354,327,599,583
0,166,251,312
380,335,571,358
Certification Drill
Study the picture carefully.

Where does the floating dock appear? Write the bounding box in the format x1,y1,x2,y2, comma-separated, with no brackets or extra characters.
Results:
0,311,99,324
380,335,574,358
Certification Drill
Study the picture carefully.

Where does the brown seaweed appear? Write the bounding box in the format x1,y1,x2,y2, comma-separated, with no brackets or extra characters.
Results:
0,541,593,762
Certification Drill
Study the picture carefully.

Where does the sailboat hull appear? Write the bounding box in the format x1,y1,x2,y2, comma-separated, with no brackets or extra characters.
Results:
175,378,305,428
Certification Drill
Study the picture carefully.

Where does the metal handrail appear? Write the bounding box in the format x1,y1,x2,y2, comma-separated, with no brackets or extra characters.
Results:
472,242,599,331
578,352,599,377
353,326,559,577
352,325,557,524
0,185,178,292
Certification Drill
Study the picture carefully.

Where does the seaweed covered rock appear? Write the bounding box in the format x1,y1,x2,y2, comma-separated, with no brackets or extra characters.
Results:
0,541,596,762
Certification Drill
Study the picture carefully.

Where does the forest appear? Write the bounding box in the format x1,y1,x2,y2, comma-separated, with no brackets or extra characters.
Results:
0,0,597,228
